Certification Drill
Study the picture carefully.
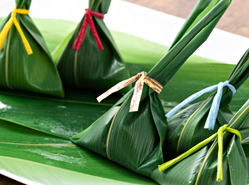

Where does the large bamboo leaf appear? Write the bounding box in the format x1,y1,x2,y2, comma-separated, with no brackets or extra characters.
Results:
0,119,156,184
0,88,121,139
0,157,140,185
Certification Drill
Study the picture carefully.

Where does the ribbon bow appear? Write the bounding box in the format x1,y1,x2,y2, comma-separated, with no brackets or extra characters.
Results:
97,72,163,112
73,9,104,51
0,5,32,55
165,80,236,130
158,124,241,182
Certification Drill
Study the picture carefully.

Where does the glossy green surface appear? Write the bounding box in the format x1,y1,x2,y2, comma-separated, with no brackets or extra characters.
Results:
0,17,248,185
112,31,249,112
0,87,121,139
0,157,145,185
0,119,156,184
153,99,249,185
72,0,232,180
153,136,247,185
146,0,230,85
0,0,64,98
164,48,249,161
56,0,131,93
1,17,246,112
72,90,167,177
1,14,249,111
1,0,249,183
242,134,249,184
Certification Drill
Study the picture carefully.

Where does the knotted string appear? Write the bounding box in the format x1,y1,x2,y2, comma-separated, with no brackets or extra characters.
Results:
97,72,163,112
73,9,104,51
165,80,236,130
0,5,32,55
158,124,241,182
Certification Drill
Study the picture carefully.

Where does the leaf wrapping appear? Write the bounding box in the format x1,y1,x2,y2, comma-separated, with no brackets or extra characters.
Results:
153,98,249,185
56,0,131,93
164,48,249,161
71,0,231,179
0,0,64,97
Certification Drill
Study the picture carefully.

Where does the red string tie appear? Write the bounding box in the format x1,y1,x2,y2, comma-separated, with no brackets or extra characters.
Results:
73,9,104,51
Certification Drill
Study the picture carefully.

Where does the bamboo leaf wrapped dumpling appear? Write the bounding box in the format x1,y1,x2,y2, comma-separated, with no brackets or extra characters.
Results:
164,48,249,161
0,0,64,97
56,0,131,93
71,0,231,178
154,99,249,185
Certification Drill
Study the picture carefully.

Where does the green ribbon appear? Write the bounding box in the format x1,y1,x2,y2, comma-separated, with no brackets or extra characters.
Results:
158,124,242,182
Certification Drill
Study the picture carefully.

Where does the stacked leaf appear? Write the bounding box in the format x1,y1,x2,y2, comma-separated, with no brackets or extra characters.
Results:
56,0,131,93
0,0,64,97
152,98,249,185
71,0,231,178
164,48,249,161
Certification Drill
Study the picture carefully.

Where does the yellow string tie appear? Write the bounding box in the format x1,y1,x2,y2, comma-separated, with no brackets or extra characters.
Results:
158,124,242,182
0,5,33,55
97,72,163,112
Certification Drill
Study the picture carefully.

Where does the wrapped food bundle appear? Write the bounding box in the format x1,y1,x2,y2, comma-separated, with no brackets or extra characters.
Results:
164,48,249,161
71,0,232,180
0,0,64,97
153,98,249,185
56,0,131,93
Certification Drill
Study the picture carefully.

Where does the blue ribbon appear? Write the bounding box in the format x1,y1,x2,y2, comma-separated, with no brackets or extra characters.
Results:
165,80,236,130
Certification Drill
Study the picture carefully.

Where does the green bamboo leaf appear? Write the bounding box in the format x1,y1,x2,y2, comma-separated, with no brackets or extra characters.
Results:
154,108,249,185
5,3,249,184
56,0,131,93
1,3,249,184
100,0,111,14
71,0,231,180
170,0,219,47
164,47,249,161
0,0,64,97
0,88,121,139
0,157,144,185
227,135,248,185
18,17,249,112
0,29,198,142
3,15,249,185
194,133,247,185
0,119,156,184
151,146,209,185
156,135,247,185
148,0,231,84
0,31,171,140
2,15,249,111
241,129,249,184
